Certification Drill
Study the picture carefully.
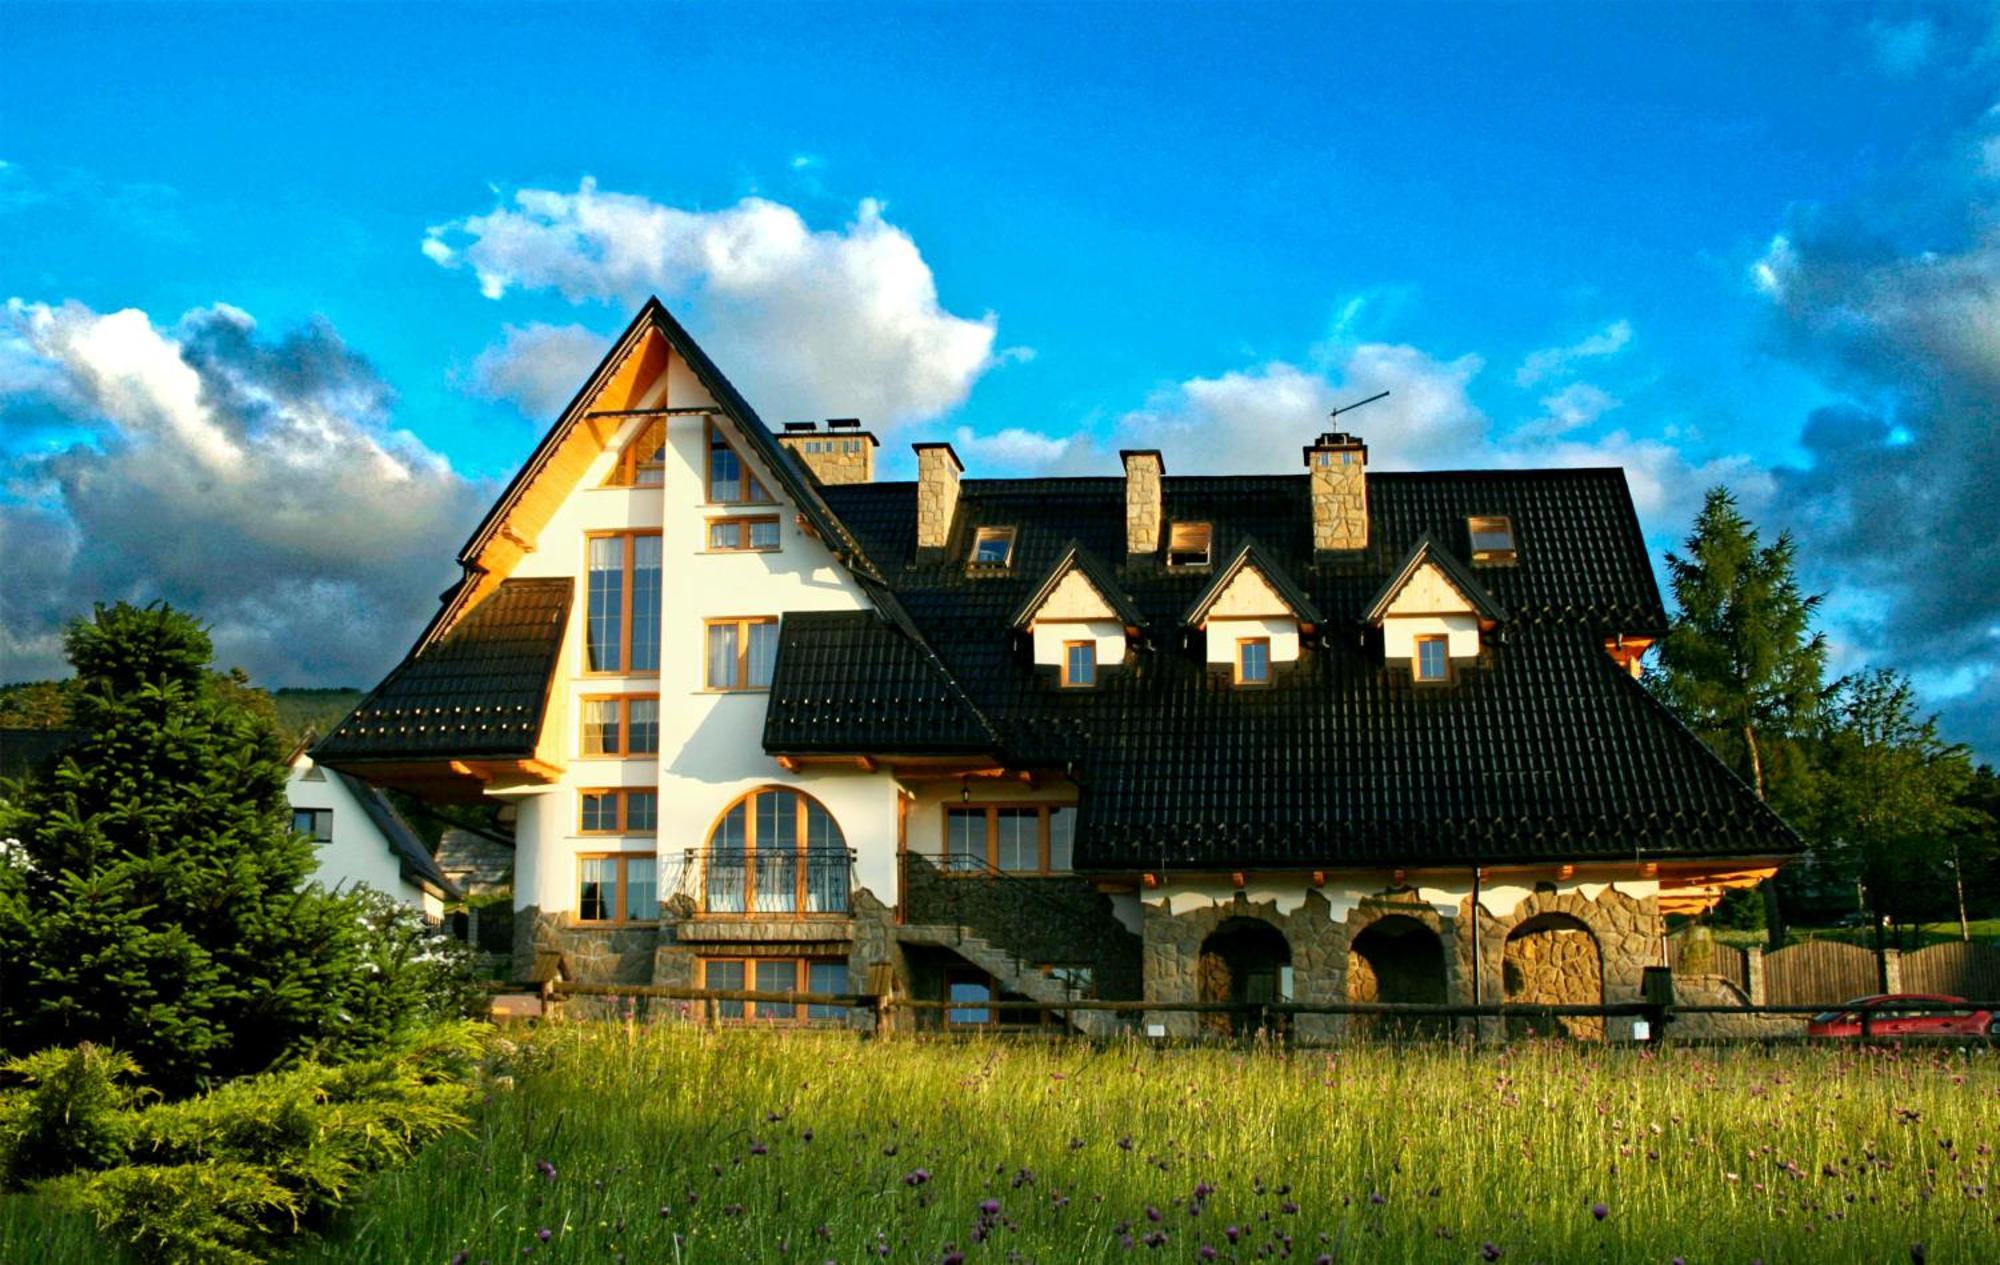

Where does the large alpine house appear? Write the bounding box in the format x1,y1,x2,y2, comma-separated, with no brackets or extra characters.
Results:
319,299,1798,1039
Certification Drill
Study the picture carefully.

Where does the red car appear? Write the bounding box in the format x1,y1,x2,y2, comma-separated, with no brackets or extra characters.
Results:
1807,994,1999,1039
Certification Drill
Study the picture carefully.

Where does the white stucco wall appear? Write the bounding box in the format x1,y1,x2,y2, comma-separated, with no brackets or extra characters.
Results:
501,355,899,919
1203,616,1301,666
1030,619,1128,673
286,755,440,918
1382,613,1481,663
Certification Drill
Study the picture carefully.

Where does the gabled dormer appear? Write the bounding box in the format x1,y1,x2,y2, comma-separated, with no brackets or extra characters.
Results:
1180,539,1322,686
1009,542,1145,688
1362,533,1506,684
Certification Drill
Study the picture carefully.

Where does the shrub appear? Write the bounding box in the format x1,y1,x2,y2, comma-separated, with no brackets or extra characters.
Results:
326,889,487,1060
63,1161,297,1265
0,1044,147,1188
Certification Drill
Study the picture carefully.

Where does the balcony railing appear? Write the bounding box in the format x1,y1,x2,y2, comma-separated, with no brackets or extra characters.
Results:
672,847,855,916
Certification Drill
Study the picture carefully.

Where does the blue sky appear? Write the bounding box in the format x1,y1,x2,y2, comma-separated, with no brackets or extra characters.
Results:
3,2,1998,756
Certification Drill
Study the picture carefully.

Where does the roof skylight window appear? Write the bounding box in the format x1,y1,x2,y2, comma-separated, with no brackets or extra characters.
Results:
970,526,1017,569
1166,522,1212,568
1467,516,1516,565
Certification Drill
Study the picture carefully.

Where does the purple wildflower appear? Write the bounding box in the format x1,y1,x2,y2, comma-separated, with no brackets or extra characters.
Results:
1368,1191,1387,1206
905,1169,933,1187
451,1254,469,1265
980,1198,1002,1216
535,1229,552,1243
1225,1225,1242,1243
942,1253,966,1265
1200,1246,1219,1262
1146,1204,1163,1222
535,1160,556,1182
1590,1202,1608,1222
750,1142,769,1156
1481,1243,1503,1261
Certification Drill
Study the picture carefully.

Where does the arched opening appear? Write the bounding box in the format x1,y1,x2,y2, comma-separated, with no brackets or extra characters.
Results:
1197,917,1291,1037
704,787,849,916
1347,914,1448,1038
1502,912,1603,1039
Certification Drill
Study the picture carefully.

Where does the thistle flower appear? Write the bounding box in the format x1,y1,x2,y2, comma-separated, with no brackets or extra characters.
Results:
980,1198,1002,1216
1481,1243,1502,1261
905,1168,933,1187
535,1229,552,1243
1590,1202,1608,1222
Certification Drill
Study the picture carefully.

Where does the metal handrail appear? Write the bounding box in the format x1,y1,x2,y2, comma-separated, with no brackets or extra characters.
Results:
668,847,857,916
900,851,1101,999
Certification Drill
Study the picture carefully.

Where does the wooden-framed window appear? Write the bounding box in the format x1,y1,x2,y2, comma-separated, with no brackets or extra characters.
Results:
580,695,659,757
942,968,1040,1028
1235,637,1271,686
706,421,772,504
578,788,658,835
1467,515,1517,564
705,617,779,690
705,515,781,552
605,418,667,487
585,531,662,674
700,956,850,1023
969,526,1017,569
1166,522,1212,568
942,804,1076,875
1061,640,1096,688
291,808,333,842
703,786,850,915
1414,635,1451,683
577,852,658,924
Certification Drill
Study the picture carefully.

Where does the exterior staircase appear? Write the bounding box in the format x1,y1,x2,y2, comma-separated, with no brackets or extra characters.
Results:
897,923,1126,1039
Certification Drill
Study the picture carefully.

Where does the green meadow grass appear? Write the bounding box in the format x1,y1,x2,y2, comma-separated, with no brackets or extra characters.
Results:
6,1026,1996,1263
297,1026,1996,1265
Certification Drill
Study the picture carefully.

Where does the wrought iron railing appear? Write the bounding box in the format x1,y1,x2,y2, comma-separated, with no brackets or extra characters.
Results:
671,847,855,916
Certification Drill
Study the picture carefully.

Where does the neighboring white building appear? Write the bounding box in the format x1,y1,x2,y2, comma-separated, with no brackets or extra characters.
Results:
286,745,458,919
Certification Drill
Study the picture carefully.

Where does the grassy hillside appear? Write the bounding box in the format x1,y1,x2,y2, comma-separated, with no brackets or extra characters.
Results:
0,680,361,744
274,1028,1998,1263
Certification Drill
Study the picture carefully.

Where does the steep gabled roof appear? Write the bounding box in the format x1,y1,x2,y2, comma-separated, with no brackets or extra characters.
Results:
1180,537,1324,629
764,610,990,754
316,578,570,763
1007,541,1147,631
1362,530,1507,623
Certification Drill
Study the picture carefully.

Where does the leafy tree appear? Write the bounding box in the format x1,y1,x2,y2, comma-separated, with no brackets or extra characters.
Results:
0,603,367,1095
1808,670,1983,927
1650,487,1831,942
0,681,76,729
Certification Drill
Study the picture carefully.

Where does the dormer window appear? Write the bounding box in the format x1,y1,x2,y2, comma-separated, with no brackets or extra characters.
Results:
607,419,667,487
1414,635,1450,683
1235,637,1271,686
1061,640,1096,688
1166,522,1212,568
970,526,1017,569
1468,516,1516,564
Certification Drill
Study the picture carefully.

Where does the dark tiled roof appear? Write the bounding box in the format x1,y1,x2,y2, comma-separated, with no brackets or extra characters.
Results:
763,470,1798,867
335,769,461,901
1182,537,1325,628
316,578,570,763
764,611,990,754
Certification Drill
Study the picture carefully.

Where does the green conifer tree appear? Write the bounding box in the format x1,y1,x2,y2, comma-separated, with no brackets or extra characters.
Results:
0,603,363,1094
1650,487,1830,943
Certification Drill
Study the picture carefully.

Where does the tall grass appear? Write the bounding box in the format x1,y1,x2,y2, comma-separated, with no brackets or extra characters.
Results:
287,1026,1997,1264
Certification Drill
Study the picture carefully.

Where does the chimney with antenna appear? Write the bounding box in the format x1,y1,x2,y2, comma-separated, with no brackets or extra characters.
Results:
1304,429,1368,555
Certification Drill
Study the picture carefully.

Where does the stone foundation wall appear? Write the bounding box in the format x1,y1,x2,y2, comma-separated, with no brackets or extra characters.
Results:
1502,923,1604,1040
904,857,1142,1000
1669,975,1802,1041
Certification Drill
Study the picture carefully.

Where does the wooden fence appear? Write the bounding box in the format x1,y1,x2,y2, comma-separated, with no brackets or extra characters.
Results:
1760,939,1879,1007
1665,935,1749,993
1903,941,2000,999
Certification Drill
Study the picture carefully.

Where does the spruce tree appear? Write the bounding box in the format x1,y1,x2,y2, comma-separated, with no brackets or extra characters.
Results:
0,603,363,1094
1650,487,1830,942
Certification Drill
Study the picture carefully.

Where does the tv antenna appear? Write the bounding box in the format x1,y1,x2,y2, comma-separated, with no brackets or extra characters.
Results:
1328,390,1389,422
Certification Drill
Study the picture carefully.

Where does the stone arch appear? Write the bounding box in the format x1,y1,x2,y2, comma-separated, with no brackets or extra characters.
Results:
1347,913,1450,1038
1198,916,1292,1036
1502,911,1603,1040
1461,884,1660,1043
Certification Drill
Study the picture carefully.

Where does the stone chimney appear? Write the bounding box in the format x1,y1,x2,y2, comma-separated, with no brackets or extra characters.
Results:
1121,449,1163,558
914,441,963,557
1304,431,1368,554
778,418,877,485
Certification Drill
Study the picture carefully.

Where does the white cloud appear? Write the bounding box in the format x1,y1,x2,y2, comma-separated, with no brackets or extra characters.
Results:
0,299,486,685
1513,318,1633,387
950,424,1073,472
1865,17,1936,77
469,322,606,419
1514,381,1621,441
427,180,1004,427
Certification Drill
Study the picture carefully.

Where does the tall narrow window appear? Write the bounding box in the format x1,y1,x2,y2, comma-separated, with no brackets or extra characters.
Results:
585,532,661,673
1415,635,1450,682
706,422,771,504
576,853,657,924
1236,637,1271,686
1061,640,1096,688
606,418,667,487
701,787,849,916
706,617,779,690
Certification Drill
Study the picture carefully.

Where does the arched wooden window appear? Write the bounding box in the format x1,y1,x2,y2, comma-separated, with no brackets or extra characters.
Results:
704,787,849,916
606,418,667,487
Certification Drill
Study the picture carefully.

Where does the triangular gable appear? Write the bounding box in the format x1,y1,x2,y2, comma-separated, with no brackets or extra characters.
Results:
1181,538,1323,629
1008,542,1146,631
417,299,858,649
1362,532,1506,624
